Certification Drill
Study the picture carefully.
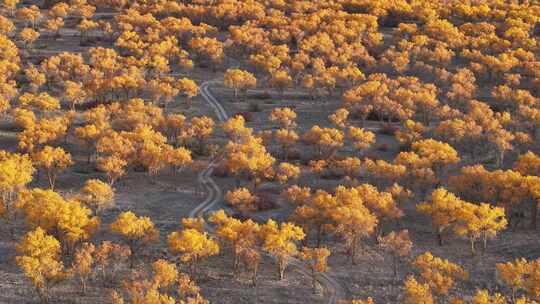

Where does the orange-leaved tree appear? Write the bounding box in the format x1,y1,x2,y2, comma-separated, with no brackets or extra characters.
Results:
32,146,72,190
299,246,331,293
110,211,159,268
16,188,100,252
16,227,71,304
225,187,259,214
78,179,115,215
224,69,257,101
260,219,305,280
330,186,378,264
0,151,34,224
209,210,261,272
412,252,468,297
72,242,95,294
167,225,219,275
378,230,413,279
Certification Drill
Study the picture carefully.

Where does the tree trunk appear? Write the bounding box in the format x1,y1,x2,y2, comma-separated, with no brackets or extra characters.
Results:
360,115,366,128
233,251,240,273
47,171,55,190
86,149,93,169
190,260,198,277
530,201,538,230
128,241,136,268
278,258,286,280
316,225,323,247
482,233,488,254
81,277,87,294
251,259,259,287
311,269,317,294
350,239,357,265
37,283,52,304
198,139,205,155
108,175,115,186
252,176,261,191
393,256,398,279
497,149,504,168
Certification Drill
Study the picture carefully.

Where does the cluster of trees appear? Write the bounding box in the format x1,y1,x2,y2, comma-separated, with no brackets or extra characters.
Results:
221,112,302,191
0,149,208,302
0,151,163,302
15,212,209,303
209,210,309,282
418,188,507,253
218,103,538,302
341,251,540,304
10,95,208,188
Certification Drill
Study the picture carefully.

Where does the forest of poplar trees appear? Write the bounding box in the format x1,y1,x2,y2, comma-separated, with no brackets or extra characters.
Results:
0,0,539,303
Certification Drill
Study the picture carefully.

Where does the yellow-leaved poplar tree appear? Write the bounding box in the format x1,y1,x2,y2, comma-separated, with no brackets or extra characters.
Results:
403,275,434,304
110,211,159,267
0,152,34,223
299,246,331,293
73,242,95,294
167,227,219,274
224,69,257,101
260,219,305,280
16,227,71,304
16,188,100,250
209,210,261,272
412,252,468,296
32,146,72,190
79,179,115,215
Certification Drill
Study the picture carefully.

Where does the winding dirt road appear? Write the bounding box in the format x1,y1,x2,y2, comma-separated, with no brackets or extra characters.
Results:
190,81,346,304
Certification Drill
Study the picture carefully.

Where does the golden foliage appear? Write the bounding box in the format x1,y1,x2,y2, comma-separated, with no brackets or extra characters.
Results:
225,187,258,214
209,210,261,271
223,69,257,101
299,246,331,292
16,228,71,303
412,252,468,296
260,219,305,280
167,228,219,271
110,211,158,266
0,151,34,219
16,188,100,246
270,107,297,130
73,242,95,293
223,135,275,188
403,276,434,304
79,179,115,214
32,146,72,190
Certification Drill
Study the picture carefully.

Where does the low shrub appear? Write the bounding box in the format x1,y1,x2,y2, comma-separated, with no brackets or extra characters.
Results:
377,143,390,151
255,191,277,211
212,163,229,178
248,102,262,112
379,124,399,136
250,92,272,100
234,111,254,122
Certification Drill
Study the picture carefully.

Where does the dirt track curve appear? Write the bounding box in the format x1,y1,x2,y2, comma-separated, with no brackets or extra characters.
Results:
189,81,346,304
